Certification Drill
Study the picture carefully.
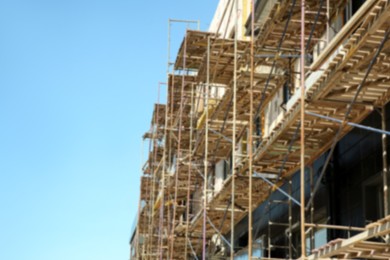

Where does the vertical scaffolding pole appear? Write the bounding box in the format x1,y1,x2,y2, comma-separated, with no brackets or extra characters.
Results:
248,0,255,258
146,122,154,259
166,20,199,259
166,19,172,259
184,83,195,259
267,198,272,258
135,194,141,259
230,1,238,258
382,106,389,217
309,166,314,253
288,180,293,259
136,139,145,259
155,83,164,259
158,173,164,258
169,29,187,260
166,75,174,259
167,20,171,74
326,0,330,44
202,35,211,260
300,0,306,259
160,81,169,260
149,84,162,259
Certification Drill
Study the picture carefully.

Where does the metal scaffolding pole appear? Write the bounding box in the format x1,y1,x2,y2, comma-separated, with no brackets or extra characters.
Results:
169,19,200,30
135,193,142,259
145,122,154,259
255,173,301,206
300,0,306,258
166,19,199,258
267,190,272,258
165,78,173,259
382,106,389,217
309,166,314,255
159,82,168,260
169,30,187,259
207,216,232,248
326,0,330,44
188,237,200,260
230,1,238,258
166,20,173,259
136,138,146,259
288,179,293,259
306,111,390,136
248,0,255,258
202,35,211,260
304,223,365,232
149,83,162,259
184,83,195,259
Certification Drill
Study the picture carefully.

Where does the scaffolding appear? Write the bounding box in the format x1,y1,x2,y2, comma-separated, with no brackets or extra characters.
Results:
132,0,390,259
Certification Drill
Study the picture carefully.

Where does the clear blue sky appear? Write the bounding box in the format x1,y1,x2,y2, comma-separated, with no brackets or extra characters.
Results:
0,1,217,259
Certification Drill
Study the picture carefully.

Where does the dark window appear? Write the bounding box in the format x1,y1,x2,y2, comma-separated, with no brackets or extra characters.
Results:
223,160,229,180
364,177,384,224
352,0,365,14
344,0,366,24
282,82,290,106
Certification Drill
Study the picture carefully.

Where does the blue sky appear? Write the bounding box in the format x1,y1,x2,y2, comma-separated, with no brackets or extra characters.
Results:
0,1,217,259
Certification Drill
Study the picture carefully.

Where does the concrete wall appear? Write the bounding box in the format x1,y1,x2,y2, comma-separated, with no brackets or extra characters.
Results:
215,160,225,193
264,87,284,138
193,186,203,216
209,0,251,39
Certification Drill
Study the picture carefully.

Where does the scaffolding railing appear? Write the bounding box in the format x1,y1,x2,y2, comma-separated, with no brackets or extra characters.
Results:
133,0,390,259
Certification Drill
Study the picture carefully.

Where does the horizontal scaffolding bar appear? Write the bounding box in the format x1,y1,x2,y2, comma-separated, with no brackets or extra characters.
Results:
255,54,312,59
252,172,279,179
169,19,200,24
306,111,390,136
269,221,290,227
270,200,289,204
305,223,366,232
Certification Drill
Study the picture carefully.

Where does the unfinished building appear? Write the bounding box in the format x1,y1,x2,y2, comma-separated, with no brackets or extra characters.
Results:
130,0,390,259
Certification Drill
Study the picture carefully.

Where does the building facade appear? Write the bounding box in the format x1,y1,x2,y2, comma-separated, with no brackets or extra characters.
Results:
131,0,390,259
